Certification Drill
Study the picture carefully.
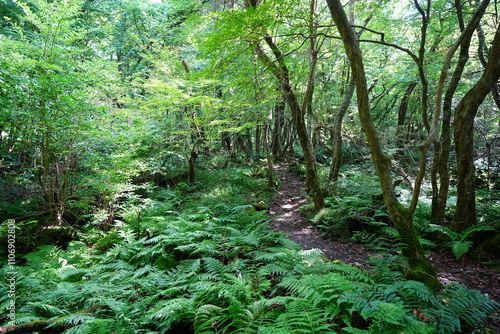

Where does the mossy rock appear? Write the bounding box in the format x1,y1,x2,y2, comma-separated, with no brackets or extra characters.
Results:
252,201,270,211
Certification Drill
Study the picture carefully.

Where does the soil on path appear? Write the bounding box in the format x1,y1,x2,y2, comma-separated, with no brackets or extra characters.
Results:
268,163,372,266
267,163,500,305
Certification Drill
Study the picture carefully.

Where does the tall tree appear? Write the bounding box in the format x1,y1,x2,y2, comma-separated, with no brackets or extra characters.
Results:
326,0,440,289
453,23,500,232
240,0,325,209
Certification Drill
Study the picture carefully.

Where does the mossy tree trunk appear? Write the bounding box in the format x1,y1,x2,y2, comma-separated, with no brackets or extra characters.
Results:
326,0,440,289
272,96,286,158
431,0,485,225
453,24,500,232
329,76,355,182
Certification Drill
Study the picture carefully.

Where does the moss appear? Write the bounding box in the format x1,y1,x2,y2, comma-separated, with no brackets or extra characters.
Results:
252,201,270,211
406,266,442,291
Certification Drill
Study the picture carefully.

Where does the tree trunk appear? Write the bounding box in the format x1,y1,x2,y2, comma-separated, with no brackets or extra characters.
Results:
477,24,500,110
188,139,201,183
329,76,355,182
395,81,417,147
222,131,237,162
326,0,440,289
264,122,274,187
453,24,500,232
255,124,261,156
272,96,285,158
431,0,471,225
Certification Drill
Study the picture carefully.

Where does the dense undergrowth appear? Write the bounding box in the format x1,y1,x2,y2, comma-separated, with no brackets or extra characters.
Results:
1,166,499,333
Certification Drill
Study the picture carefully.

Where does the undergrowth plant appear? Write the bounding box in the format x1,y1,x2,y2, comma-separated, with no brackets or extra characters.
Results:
0,167,498,333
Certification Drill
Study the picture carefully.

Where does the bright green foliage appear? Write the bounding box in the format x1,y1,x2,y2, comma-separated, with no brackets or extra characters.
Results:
1,0,500,332
0,0,119,224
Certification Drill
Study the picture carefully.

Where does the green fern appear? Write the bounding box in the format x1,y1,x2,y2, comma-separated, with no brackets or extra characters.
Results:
29,302,70,318
50,313,95,328
427,284,500,333
274,300,335,333
428,224,496,259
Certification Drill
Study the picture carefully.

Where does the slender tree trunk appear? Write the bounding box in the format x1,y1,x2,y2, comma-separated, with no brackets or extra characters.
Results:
245,128,253,155
414,0,431,132
255,125,261,156
272,96,285,158
477,24,500,110
329,76,355,181
326,0,440,289
264,122,274,187
453,24,500,232
188,139,201,183
431,0,471,225
396,82,417,147
222,131,237,161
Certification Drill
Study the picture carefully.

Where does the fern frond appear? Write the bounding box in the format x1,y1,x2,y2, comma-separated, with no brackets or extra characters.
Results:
257,263,290,277
384,280,436,307
330,263,374,284
431,284,500,333
451,241,473,259
428,224,457,239
133,264,157,278
59,267,88,282
342,328,370,334
275,300,334,333
277,278,321,301
29,302,70,317
62,319,118,334
256,326,291,334
202,257,228,276
148,297,196,328
50,313,95,328
194,304,228,334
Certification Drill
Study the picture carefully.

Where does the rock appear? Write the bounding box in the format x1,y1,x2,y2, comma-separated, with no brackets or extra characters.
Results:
252,201,270,211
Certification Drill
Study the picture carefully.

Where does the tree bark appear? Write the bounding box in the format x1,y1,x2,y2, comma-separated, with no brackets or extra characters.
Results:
431,0,471,225
453,24,500,232
255,124,261,156
477,24,500,110
264,122,274,187
329,76,355,182
272,96,285,158
326,0,440,289
396,81,417,146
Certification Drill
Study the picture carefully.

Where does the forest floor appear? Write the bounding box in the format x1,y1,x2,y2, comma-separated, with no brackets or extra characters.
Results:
267,163,500,306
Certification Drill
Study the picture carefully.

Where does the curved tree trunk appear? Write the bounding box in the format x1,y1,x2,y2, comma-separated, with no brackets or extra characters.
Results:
453,24,500,232
326,0,440,289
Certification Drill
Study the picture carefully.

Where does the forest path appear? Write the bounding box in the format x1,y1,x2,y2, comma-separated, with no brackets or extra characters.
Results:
267,162,500,306
267,163,372,265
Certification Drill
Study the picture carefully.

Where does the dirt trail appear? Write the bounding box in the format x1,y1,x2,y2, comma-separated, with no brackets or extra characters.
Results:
267,163,500,305
268,163,372,265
